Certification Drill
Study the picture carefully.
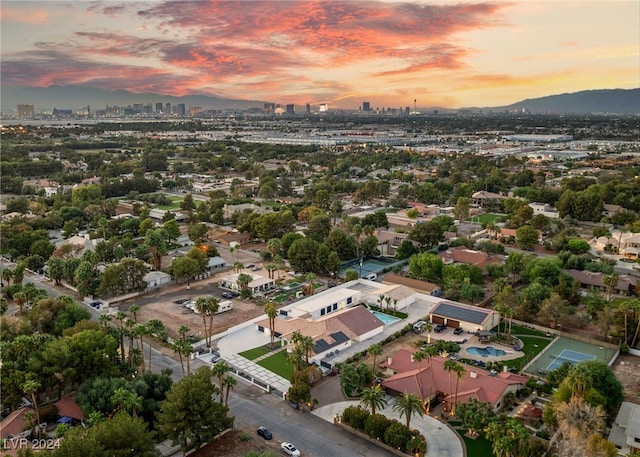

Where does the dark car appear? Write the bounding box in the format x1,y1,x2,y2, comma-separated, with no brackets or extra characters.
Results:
257,426,272,440
434,323,447,333
453,327,464,335
221,292,233,299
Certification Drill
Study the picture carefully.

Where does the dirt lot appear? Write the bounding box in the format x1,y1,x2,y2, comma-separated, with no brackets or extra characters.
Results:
193,429,283,457
118,272,268,341
612,353,640,403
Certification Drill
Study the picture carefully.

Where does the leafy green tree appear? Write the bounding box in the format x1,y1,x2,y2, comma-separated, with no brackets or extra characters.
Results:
456,398,495,437
339,362,372,394
383,421,413,450
344,269,359,281
144,228,168,270
485,415,530,457
162,219,181,241
187,223,208,244
341,405,369,430
363,413,391,440
287,237,321,273
515,225,539,250
157,367,232,453
172,256,200,286
408,221,444,248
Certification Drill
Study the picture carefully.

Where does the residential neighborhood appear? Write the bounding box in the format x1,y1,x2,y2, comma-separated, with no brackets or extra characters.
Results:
1,113,640,457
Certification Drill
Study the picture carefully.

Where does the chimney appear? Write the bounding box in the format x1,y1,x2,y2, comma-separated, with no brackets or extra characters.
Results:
503,365,508,373
469,372,477,379
387,357,393,365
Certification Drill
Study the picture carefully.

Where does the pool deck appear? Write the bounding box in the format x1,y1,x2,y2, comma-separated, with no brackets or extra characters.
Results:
457,336,525,363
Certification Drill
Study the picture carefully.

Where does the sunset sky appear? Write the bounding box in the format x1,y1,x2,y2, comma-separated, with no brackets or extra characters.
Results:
1,0,638,109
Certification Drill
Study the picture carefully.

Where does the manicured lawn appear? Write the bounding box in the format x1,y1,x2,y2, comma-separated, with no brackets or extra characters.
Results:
460,431,496,457
156,196,183,210
256,350,294,379
469,213,504,224
510,325,548,337
509,335,553,371
238,346,271,361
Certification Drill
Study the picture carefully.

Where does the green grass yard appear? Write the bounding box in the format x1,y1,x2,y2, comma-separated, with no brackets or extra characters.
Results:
238,346,271,361
460,430,496,457
156,196,183,210
469,213,504,225
256,350,294,380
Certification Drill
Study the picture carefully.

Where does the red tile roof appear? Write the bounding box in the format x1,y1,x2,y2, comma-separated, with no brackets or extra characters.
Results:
381,348,527,408
55,395,85,420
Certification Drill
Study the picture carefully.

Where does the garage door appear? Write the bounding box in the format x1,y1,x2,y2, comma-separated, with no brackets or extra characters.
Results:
447,319,460,328
431,316,445,325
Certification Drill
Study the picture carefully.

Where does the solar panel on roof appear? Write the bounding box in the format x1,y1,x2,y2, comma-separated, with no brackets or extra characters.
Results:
431,302,489,324
330,331,349,344
314,339,330,353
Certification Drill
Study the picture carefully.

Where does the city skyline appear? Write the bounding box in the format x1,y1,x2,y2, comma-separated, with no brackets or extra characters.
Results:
1,1,638,110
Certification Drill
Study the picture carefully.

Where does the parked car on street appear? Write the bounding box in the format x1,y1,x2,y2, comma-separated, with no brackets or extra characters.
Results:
256,426,272,440
281,442,301,456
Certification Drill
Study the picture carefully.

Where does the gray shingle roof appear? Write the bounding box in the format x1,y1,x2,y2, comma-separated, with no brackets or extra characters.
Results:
430,302,490,325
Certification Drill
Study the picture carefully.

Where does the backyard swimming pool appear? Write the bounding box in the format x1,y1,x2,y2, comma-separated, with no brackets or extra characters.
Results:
467,346,507,357
371,311,400,325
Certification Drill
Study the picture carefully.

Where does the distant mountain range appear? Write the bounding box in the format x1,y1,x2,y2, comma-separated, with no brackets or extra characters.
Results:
1,85,638,115
487,88,640,114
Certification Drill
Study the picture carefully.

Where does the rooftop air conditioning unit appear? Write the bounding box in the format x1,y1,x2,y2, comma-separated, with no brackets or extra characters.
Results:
469,372,478,379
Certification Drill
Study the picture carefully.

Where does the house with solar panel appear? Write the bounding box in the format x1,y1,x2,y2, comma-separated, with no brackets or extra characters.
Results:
429,301,499,333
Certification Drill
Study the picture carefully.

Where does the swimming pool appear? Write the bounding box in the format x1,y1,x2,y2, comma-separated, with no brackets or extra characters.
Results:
371,311,400,325
467,346,507,357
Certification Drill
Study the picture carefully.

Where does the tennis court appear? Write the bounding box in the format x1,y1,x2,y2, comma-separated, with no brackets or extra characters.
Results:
339,256,404,278
524,336,617,377
545,349,596,371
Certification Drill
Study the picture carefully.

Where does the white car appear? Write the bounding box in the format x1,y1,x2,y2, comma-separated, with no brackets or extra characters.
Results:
281,442,301,457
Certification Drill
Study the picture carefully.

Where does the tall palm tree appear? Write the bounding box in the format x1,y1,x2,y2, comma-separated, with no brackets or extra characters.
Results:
172,340,185,375
393,392,424,429
443,359,458,406
99,314,112,333
2,268,13,287
369,343,383,383
114,311,128,364
111,387,143,417
359,385,387,415
423,345,439,413
411,349,428,410
23,379,42,429
13,291,27,315
233,261,244,273
287,345,305,380
603,273,619,302
182,340,193,375
299,335,315,365
450,362,466,415
304,272,317,296
133,323,149,374
194,296,210,346
265,302,278,348
222,374,237,406
237,273,252,292
206,297,219,348
212,361,230,403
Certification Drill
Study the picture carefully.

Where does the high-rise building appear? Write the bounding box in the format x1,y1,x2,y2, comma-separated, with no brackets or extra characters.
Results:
362,102,371,112
176,104,186,116
286,104,295,115
155,102,163,113
17,104,35,115
306,103,311,114
165,103,172,115
264,103,275,114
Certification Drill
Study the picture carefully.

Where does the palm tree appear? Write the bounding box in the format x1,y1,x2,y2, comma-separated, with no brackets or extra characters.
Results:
182,340,193,375
99,314,112,333
222,374,237,406
2,267,13,287
129,303,140,322
267,238,281,258
133,323,149,374
359,385,387,415
450,362,466,415
411,349,428,410
237,273,252,293
424,321,433,344
212,361,230,403
206,297,219,348
23,379,42,429
443,359,457,406
603,273,619,302
13,291,27,315
629,298,640,347
384,296,392,312
304,272,317,296
393,392,424,429
265,302,278,348
369,343,383,383
298,335,315,365
287,345,305,380
233,261,244,273
111,311,127,364
111,387,143,417
172,340,185,375
422,345,438,413
194,296,210,346
178,325,190,341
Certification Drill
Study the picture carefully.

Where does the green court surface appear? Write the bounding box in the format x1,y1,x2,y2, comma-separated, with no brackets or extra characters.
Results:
524,336,616,376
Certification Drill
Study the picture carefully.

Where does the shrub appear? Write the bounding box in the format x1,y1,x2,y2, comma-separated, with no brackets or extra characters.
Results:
364,413,391,440
383,421,412,450
341,405,369,430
